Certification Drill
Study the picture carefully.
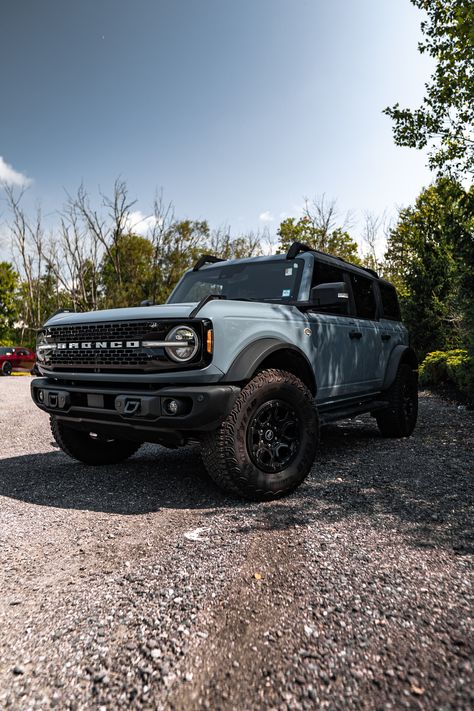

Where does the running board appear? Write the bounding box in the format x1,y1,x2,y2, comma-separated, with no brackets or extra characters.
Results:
317,399,389,425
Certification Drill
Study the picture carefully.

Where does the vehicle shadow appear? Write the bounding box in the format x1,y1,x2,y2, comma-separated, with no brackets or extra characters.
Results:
0,412,472,555
231,417,473,555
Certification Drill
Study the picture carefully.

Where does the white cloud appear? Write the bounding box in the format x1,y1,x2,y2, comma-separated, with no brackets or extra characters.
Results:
0,156,31,187
125,210,158,236
259,210,274,223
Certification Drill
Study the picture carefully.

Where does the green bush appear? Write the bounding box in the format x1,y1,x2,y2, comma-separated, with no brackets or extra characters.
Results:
419,349,473,398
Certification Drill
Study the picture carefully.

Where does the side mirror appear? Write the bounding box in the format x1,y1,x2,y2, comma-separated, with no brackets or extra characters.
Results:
309,282,349,313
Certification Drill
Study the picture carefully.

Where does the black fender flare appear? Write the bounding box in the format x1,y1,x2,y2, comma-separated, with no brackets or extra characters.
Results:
222,338,316,392
382,345,418,390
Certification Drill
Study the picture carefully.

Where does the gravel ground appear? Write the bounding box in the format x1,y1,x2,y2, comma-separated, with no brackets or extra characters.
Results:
0,377,472,710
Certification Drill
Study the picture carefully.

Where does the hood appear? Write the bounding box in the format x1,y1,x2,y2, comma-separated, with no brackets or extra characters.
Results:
44,303,198,327
43,298,302,328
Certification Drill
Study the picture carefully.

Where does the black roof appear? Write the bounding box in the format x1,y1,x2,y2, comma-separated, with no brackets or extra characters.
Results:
286,241,379,279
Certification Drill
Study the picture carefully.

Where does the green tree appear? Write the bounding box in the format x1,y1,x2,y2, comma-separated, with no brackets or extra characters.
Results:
384,179,471,358
0,262,19,342
101,233,155,308
278,217,361,264
150,220,210,304
385,0,474,177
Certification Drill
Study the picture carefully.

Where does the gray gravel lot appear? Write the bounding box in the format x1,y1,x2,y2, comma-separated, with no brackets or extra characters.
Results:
0,377,472,710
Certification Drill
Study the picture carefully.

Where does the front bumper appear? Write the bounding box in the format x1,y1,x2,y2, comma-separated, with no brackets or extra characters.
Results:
31,378,240,446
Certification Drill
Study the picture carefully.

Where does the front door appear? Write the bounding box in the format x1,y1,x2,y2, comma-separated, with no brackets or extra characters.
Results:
307,312,374,401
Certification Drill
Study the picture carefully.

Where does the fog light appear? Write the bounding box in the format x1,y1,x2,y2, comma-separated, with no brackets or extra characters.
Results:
38,389,44,403
165,399,180,415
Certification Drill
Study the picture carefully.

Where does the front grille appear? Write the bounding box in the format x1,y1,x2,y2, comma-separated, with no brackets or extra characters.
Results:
40,319,206,374
48,320,168,343
51,347,151,368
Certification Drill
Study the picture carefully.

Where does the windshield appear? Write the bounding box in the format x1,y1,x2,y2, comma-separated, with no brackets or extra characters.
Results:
168,259,304,304
0,348,14,355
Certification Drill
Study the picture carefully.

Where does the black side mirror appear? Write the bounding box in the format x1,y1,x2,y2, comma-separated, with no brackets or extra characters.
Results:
309,282,349,313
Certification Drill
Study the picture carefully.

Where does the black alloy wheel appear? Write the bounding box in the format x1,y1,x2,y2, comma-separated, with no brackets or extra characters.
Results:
247,399,301,473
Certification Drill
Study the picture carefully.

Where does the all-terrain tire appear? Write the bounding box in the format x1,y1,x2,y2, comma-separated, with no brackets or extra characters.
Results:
376,363,418,437
201,369,318,500
1,361,13,376
50,416,141,465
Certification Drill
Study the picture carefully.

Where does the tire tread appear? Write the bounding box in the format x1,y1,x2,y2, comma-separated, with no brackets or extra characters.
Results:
202,369,317,500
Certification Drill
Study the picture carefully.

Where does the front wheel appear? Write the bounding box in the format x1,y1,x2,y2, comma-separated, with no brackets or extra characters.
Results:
376,363,418,437
201,369,318,500
1,361,13,376
50,417,141,465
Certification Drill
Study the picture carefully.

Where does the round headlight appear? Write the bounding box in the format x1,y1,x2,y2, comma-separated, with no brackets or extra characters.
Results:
165,325,199,362
36,330,57,364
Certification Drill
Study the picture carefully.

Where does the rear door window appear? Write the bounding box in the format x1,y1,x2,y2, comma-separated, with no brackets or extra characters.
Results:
312,260,345,287
379,283,401,321
349,273,377,319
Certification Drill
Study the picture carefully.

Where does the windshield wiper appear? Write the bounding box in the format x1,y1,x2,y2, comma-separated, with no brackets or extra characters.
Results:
189,294,227,318
189,294,261,318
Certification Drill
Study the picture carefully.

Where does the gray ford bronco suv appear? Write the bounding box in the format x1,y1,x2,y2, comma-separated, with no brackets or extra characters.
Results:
31,241,418,500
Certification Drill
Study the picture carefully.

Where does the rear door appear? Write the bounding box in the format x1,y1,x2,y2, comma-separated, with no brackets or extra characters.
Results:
307,260,373,400
8,349,21,371
377,281,406,372
16,349,33,370
347,272,384,390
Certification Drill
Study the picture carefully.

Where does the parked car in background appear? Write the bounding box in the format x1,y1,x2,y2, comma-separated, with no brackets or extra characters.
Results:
0,347,36,375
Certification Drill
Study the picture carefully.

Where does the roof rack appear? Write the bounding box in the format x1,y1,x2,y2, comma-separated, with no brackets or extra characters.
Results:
193,254,226,271
286,242,315,260
285,241,378,278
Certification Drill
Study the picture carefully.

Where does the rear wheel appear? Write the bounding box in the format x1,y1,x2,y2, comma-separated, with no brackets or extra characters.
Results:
50,417,141,465
202,369,318,500
1,361,12,376
376,363,418,437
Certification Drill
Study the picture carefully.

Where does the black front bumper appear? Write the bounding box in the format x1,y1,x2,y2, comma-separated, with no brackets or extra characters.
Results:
31,378,240,446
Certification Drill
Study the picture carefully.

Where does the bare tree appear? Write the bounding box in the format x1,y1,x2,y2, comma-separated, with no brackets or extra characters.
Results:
148,190,175,303
302,194,355,248
44,200,101,312
208,226,263,260
68,179,136,291
361,210,386,272
5,186,45,337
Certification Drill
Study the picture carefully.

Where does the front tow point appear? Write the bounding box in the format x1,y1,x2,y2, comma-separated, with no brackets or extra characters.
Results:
115,397,141,416
115,395,161,418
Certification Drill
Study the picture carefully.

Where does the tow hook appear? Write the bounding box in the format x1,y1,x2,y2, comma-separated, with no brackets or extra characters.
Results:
114,395,161,418
36,388,69,410
115,397,141,416
124,399,141,415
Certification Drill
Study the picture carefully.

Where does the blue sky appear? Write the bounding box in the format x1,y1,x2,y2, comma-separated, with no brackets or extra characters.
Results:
0,0,433,250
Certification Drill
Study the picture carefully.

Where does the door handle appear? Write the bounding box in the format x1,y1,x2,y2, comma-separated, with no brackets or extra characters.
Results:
381,334,391,341
349,331,362,339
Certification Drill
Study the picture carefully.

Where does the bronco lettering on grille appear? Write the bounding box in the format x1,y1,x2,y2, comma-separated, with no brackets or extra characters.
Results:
56,341,141,350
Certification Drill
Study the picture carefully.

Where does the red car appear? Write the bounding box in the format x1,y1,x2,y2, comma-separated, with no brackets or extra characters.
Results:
0,347,36,376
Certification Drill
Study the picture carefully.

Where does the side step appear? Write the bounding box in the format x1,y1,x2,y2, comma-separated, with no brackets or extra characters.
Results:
318,399,389,425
